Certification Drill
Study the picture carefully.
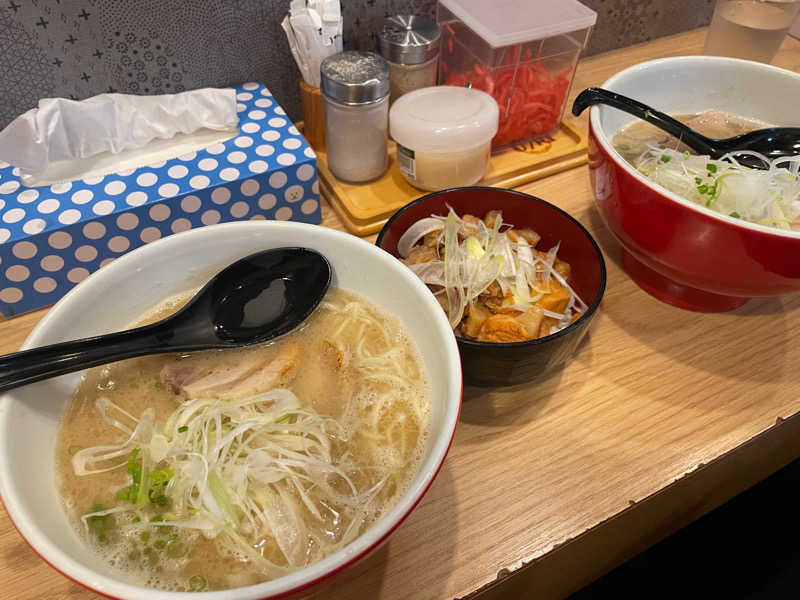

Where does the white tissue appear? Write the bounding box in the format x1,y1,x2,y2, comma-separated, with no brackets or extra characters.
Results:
0,88,238,176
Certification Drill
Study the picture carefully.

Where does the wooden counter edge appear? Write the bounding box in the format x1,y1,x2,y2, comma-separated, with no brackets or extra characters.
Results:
466,412,800,600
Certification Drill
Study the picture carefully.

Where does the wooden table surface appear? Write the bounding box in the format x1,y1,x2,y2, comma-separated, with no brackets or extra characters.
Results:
4,28,800,600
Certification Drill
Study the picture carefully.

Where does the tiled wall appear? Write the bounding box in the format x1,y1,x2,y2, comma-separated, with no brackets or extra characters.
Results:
0,1,715,130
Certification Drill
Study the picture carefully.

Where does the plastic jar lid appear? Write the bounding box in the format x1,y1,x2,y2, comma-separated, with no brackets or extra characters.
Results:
389,86,499,152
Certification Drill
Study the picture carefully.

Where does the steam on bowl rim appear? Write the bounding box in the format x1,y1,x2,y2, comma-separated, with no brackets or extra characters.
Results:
590,55,800,241
0,220,462,600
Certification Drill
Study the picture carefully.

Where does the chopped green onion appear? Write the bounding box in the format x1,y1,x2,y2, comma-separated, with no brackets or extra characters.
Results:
150,468,173,487
177,426,188,433
632,146,800,231
730,211,741,218
709,180,721,200
136,466,150,507
150,493,169,506
75,387,383,577
660,154,671,163
86,503,115,536
127,449,141,483
208,469,239,528
188,575,207,592
127,449,140,470
166,540,187,558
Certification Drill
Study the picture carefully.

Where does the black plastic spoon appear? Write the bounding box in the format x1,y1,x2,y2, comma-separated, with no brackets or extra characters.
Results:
572,87,800,169
0,247,332,393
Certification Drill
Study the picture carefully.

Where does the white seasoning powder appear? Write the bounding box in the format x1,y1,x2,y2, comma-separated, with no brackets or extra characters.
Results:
324,96,389,183
321,51,390,183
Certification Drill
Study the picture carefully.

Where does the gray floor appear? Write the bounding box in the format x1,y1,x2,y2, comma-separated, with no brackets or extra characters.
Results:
569,457,800,598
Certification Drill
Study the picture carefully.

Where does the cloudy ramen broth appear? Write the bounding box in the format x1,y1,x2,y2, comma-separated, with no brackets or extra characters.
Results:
56,288,430,592
610,110,800,231
611,109,768,163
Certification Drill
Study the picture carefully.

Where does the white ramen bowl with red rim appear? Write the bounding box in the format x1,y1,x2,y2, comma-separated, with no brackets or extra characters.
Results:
0,221,462,599
588,56,800,312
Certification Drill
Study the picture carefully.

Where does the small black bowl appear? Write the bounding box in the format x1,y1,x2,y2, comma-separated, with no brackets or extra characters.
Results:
376,186,607,387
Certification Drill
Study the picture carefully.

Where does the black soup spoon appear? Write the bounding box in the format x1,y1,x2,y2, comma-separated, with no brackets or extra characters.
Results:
572,87,800,169
0,247,332,393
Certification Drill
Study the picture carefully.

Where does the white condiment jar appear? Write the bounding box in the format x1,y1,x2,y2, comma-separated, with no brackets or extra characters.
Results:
321,51,391,183
389,86,499,191
378,15,441,104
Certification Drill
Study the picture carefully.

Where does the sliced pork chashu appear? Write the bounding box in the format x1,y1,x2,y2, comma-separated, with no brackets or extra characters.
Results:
160,343,300,400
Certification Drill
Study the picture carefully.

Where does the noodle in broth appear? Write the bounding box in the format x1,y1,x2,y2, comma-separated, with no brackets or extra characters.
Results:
56,288,430,592
613,110,800,231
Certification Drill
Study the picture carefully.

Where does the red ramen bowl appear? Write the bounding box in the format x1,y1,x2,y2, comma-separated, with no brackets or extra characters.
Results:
377,186,606,387
588,56,800,312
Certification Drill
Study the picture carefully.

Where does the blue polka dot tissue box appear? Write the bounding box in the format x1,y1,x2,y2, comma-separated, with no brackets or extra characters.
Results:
0,82,321,318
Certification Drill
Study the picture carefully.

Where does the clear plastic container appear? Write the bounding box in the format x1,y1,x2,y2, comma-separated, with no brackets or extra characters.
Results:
437,0,596,151
389,86,498,191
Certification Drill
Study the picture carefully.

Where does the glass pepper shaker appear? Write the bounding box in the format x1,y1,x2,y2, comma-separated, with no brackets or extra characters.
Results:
378,15,441,104
320,51,391,183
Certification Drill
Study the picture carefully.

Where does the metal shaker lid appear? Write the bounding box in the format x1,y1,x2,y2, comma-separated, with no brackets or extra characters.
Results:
378,15,441,65
320,51,390,105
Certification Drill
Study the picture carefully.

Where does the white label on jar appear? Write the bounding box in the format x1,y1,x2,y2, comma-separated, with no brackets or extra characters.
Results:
396,144,416,180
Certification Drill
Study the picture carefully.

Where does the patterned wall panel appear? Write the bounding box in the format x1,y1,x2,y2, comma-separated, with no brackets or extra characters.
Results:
0,1,715,131
582,0,715,56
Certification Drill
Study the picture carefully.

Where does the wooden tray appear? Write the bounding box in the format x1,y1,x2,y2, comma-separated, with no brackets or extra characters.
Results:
318,120,588,236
